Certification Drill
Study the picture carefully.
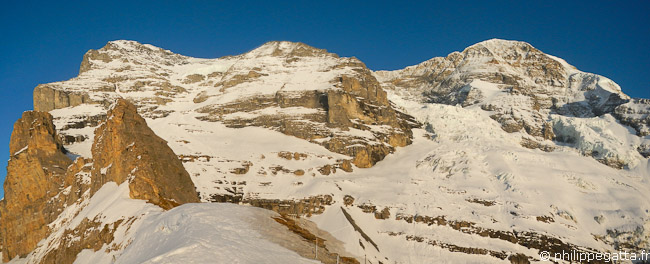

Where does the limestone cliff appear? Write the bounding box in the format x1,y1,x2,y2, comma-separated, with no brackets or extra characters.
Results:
0,112,72,262
91,99,199,209
33,84,93,112
613,98,650,136
0,100,198,262
195,41,419,168
37,40,419,170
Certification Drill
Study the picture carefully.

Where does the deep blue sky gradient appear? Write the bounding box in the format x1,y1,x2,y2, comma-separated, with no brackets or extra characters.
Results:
1,1,649,197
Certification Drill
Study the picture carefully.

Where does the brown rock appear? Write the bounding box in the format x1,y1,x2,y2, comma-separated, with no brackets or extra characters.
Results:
343,195,355,206
520,138,555,152
231,161,252,175
195,45,419,169
338,74,388,106
244,195,333,217
217,71,267,89
293,152,307,160
183,74,206,84
232,167,250,174
351,148,372,168
318,164,332,175
91,99,199,210
278,151,294,160
375,207,391,220
508,253,531,264
40,218,124,264
0,111,73,262
338,160,353,172
33,84,93,112
8,111,66,156
542,122,555,141
79,49,113,74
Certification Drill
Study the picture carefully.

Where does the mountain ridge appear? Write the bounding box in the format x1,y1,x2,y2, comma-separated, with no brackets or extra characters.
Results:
2,39,649,263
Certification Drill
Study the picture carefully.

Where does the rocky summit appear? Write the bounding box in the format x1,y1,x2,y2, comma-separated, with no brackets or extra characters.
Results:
90,99,199,209
1,39,649,263
1,112,72,262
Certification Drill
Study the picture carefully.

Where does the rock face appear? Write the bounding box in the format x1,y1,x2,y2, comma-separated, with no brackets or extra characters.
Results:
33,40,420,173
0,112,72,262
375,39,640,168
375,39,631,133
195,41,418,168
376,39,630,118
33,40,190,118
613,98,650,136
0,100,198,262
91,99,200,209
33,84,93,112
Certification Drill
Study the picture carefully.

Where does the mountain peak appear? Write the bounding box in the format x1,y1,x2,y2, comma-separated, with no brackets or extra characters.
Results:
472,38,533,49
78,40,187,74
106,39,144,48
102,40,169,54
462,38,539,59
461,39,581,71
244,41,335,58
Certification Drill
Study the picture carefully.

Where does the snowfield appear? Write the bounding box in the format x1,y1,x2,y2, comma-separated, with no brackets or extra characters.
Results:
10,182,318,264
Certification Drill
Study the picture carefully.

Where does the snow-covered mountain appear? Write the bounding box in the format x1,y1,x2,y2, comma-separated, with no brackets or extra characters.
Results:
1,39,649,263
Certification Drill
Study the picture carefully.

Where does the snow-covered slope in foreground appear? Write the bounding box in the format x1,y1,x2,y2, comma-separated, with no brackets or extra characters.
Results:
8,182,318,264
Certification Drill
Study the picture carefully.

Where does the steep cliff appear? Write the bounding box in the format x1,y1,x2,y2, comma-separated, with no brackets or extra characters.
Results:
0,112,72,262
0,99,198,263
613,98,650,136
376,39,644,168
34,41,418,170
90,99,199,209
194,41,418,168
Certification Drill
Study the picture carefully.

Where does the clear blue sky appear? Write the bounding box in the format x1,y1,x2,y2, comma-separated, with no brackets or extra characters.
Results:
1,1,649,197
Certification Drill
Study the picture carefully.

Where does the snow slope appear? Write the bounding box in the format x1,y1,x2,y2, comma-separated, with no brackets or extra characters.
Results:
9,182,318,264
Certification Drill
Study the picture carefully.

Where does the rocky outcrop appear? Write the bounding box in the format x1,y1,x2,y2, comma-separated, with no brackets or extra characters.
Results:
374,39,642,169
79,49,113,74
613,98,650,136
0,112,73,262
375,39,630,141
79,41,188,75
0,99,199,262
34,40,420,169
39,218,124,264
638,143,650,158
196,43,419,168
35,41,191,119
91,99,199,209
272,215,359,264
33,84,93,112
199,88,417,168
208,194,333,217
394,213,609,264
